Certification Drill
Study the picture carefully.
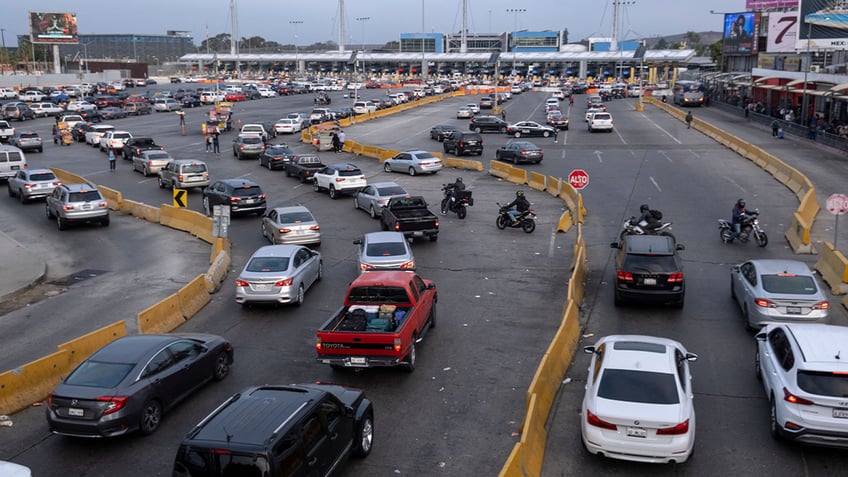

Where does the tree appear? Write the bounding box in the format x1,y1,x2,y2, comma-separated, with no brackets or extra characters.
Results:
655,37,668,49
709,40,723,66
200,33,231,53
684,31,701,45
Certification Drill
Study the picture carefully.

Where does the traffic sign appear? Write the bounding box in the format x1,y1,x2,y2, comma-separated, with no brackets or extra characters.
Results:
826,193,848,216
173,188,187,208
568,169,589,190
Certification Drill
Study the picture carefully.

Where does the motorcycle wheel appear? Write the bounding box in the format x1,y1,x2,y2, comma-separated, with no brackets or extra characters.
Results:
456,206,467,220
496,215,508,230
719,227,732,243
522,219,536,234
440,197,449,214
755,231,768,248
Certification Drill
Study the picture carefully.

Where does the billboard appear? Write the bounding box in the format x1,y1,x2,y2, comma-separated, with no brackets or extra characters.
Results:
747,0,799,8
767,10,799,52
796,0,848,50
29,12,78,44
723,12,760,54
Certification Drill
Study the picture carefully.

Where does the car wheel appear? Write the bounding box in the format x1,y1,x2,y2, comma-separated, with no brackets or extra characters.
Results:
499,126,507,133
770,397,782,440
429,305,436,328
57,215,67,230
316,261,323,281
101,216,110,227
353,196,360,210
474,127,482,133
202,196,211,216
328,186,337,200
45,204,53,219
294,284,305,306
353,411,374,457
402,341,416,373
543,131,550,138
213,351,230,381
37,147,43,153
158,176,166,189
139,399,162,435
384,162,392,173
514,132,521,138
143,166,150,177
313,181,321,192
409,167,417,176
429,234,438,242
369,205,379,219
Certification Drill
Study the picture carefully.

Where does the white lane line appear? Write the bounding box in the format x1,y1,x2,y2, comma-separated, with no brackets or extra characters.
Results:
594,150,603,163
641,113,682,144
650,176,662,192
549,227,558,258
659,151,673,162
722,175,747,192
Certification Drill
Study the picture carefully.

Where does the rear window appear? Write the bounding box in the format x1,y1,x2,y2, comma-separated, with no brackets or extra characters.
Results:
761,275,818,295
65,361,133,388
593,114,612,120
69,190,103,202
176,449,270,477
338,169,362,177
181,164,207,173
377,186,406,196
233,186,263,197
266,146,291,155
114,133,131,139
20,132,39,138
241,136,263,144
598,369,680,404
621,254,678,273
145,152,170,160
348,286,410,304
246,257,289,273
279,211,314,223
30,172,56,181
797,370,848,397
366,242,408,257
415,152,436,159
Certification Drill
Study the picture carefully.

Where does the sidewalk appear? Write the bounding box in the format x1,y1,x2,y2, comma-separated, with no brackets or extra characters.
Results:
0,231,46,302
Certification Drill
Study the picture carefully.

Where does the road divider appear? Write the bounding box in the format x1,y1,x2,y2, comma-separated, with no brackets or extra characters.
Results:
815,242,848,294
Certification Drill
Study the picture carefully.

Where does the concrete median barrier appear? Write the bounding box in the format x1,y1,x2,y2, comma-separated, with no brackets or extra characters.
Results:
547,177,562,198
210,237,231,264
119,199,161,223
498,444,522,477
815,242,848,295
50,167,88,185
507,166,528,185
556,211,573,233
489,160,512,180
98,185,123,210
138,293,186,334
178,274,213,319
205,249,231,293
518,394,546,477
0,350,71,416
784,189,818,254
56,321,126,370
527,171,546,192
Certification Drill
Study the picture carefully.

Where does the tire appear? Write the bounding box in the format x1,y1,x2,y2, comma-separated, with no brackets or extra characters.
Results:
213,352,230,381
614,289,623,307
101,216,110,227
369,205,378,219
496,215,508,230
429,305,436,328
542,131,550,138
384,162,392,173
514,132,521,138
202,196,211,216
316,261,323,281
139,399,162,435
402,342,416,372
353,411,374,457
456,206,467,219
294,284,305,306
313,181,321,192
37,147,43,153
522,219,536,233
755,231,768,248
57,215,67,230
328,185,337,200
769,398,782,440
143,166,150,177
429,234,438,242
158,176,166,189
353,197,360,210
474,127,482,133
46,204,53,219
19,191,26,203
408,167,417,176
719,227,731,242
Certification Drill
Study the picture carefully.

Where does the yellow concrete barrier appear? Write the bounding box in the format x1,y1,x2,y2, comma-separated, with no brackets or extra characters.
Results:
489,160,512,179
547,177,562,198
518,394,546,477
98,185,123,210
159,204,193,233
119,198,161,223
559,182,579,216
815,242,848,295
210,237,230,264
556,210,573,233
179,274,213,319
0,350,71,416
50,167,88,185
160,205,213,242
498,443,523,477
205,249,231,293
507,166,527,185
56,321,126,370
138,293,186,334
527,171,546,192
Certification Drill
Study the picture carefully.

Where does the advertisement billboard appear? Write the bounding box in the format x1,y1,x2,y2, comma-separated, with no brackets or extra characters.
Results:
723,12,760,54
767,11,799,52
796,0,848,50
747,0,799,8
29,12,78,44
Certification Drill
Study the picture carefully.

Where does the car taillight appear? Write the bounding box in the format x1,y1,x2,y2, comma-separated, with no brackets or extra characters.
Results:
813,301,829,310
754,298,776,308
177,174,184,182
617,270,633,282
667,272,684,283
258,194,266,199
401,261,415,269
783,387,814,405
360,263,375,271
656,419,689,435
393,223,400,231
229,197,240,202
315,338,323,350
97,396,129,416
394,338,402,352
235,279,248,287
310,225,320,230
586,410,617,430
275,278,293,287
279,228,292,233
239,145,245,151
24,183,35,189
335,177,344,182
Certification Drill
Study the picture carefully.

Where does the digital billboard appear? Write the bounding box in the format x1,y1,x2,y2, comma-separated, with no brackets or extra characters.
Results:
746,0,799,8
723,12,759,54
29,12,78,44
796,0,848,50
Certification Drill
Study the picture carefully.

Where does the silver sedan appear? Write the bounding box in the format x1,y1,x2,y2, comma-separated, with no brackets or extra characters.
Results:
7,168,60,202
132,150,174,177
260,206,321,246
235,245,322,306
383,150,442,176
354,231,415,273
731,259,830,329
353,181,408,219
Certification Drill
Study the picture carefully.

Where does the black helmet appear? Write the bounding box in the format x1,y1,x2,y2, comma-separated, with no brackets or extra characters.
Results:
516,190,524,197
640,204,650,213
737,198,746,207
456,177,463,183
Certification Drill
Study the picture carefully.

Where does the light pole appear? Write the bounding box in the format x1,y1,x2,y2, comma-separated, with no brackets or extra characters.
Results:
0,28,6,73
80,42,90,74
800,15,828,128
506,8,526,76
289,20,303,74
356,17,370,95
709,10,728,73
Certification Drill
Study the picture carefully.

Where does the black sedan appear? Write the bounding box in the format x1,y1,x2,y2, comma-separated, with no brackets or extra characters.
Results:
259,144,297,170
46,334,233,437
180,95,201,108
430,124,460,142
505,121,555,138
495,141,544,164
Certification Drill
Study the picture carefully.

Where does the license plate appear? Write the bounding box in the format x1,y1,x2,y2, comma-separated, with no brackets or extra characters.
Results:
82,204,92,210
786,306,801,314
626,426,646,437
245,199,255,204
833,409,848,419
188,176,201,182
68,407,84,417
349,357,367,366
254,284,271,291
643,278,656,285
11,165,19,170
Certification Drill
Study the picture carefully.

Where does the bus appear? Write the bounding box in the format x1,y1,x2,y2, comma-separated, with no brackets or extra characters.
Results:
672,80,705,107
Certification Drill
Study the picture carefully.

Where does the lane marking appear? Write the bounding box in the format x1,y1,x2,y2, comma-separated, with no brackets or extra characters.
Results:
659,151,673,162
640,112,682,144
650,176,662,192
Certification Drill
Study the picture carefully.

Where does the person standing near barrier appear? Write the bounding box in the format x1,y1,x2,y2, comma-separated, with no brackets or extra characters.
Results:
108,148,116,171
212,130,220,154
338,129,346,152
771,119,780,137
685,111,693,129
205,133,213,152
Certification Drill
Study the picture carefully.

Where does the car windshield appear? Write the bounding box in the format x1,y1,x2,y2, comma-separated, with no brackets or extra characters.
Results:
241,136,262,144
377,186,406,196
797,370,848,397
279,211,314,223
760,274,818,295
598,369,680,404
366,242,407,257
65,361,134,387
246,257,289,273
621,255,677,272
69,191,102,202
30,172,56,181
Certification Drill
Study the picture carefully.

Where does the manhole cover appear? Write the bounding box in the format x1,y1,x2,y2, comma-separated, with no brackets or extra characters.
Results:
48,269,110,287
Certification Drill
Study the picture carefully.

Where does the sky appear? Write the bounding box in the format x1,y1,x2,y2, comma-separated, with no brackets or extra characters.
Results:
4,0,747,48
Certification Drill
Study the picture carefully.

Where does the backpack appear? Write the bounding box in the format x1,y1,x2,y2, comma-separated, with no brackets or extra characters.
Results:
650,209,663,220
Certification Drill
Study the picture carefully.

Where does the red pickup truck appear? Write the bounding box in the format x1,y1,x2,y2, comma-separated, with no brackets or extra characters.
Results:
316,271,437,372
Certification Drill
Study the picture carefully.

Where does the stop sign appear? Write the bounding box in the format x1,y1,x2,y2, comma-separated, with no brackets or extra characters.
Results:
568,169,589,190
826,193,848,216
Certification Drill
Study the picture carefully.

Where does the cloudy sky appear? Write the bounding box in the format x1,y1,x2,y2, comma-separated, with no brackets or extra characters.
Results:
5,0,747,47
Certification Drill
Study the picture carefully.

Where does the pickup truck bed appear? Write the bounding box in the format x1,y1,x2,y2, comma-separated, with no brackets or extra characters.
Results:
380,196,439,242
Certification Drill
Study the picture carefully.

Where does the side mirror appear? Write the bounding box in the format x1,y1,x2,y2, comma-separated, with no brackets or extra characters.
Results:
685,352,698,362
353,239,362,245
676,244,685,251
583,346,596,354
610,242,620,249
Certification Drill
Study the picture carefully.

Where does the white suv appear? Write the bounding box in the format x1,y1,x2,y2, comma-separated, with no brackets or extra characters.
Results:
756,323,848,447
588,112,614,132
312,163,366,199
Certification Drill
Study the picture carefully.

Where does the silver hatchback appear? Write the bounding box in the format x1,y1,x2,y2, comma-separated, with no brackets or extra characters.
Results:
354,231,415,273
7,168,60,202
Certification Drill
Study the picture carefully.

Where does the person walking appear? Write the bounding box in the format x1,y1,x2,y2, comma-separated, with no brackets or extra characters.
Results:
338,129,346,152
108,148,116,171
568,95,574,106
52,124,59,145
771,119,780,137
553,127,559,144
205,133,213,152
685,111,693,129
501,109,506,121
212,130,220,154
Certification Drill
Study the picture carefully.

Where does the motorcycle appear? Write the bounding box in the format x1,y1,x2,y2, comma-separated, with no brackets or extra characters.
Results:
718,209,768,247
619,217,674,242
440,185,473,219
496,202,536,233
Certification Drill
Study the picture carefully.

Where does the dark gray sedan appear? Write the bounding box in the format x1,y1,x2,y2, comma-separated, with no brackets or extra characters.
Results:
353,181,409,219
46,334,233,437
495,141,544,164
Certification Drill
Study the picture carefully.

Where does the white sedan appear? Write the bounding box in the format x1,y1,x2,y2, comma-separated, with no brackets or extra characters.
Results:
581,334,697,464
274,118,302,134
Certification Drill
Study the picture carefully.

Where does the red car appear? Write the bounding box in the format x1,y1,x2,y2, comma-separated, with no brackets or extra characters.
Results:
225,92,246,102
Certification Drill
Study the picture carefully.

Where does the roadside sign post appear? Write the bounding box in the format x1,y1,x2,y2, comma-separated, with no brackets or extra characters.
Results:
568,169,589,191
826,193,848,248
212,205,231,238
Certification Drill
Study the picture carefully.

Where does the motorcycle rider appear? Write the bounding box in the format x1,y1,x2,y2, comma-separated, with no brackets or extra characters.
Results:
442,177,466,214
726,198,747,242
630,204,661,232
505,190,530,225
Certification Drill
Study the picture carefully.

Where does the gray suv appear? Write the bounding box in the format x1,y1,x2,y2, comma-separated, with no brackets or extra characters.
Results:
157,159,210,190
45,183,110,230
2,103,35,122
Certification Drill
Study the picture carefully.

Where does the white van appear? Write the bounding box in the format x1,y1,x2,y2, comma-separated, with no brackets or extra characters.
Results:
0,145,28,180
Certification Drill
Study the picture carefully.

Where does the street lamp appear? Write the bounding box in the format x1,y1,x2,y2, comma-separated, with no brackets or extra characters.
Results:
289,20,303,74
801,14,828,128
356,17,370,96
0,28,6,73
506,8,526,75
80,42,90,73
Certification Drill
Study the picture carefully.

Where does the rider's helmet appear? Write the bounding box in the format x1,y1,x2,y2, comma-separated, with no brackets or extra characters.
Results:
516,190,524,197
737,198,746,207
456,177,463,183
640,204,650,213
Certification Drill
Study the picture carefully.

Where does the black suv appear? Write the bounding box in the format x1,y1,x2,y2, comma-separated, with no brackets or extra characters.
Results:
202,178,267,216
172,384,374,477
610,234,685,308
443,131,483,156
469,115,508,133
